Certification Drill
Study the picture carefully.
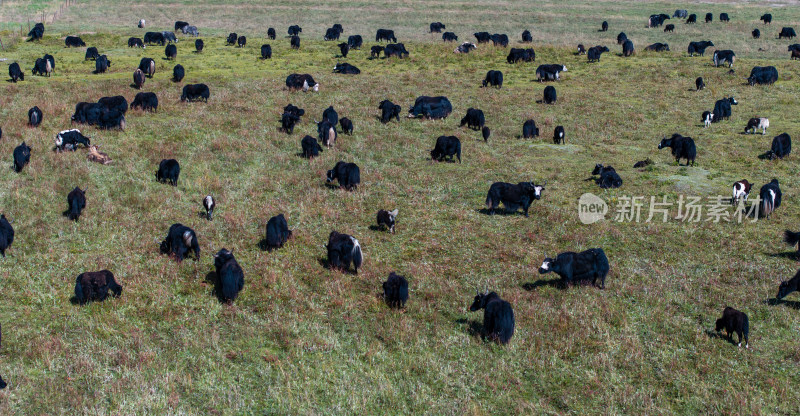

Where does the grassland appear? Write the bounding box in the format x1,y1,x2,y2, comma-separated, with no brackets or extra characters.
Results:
1,0,800,414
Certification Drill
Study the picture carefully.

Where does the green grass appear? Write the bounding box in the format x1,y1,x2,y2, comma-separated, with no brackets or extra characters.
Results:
1,0,800,414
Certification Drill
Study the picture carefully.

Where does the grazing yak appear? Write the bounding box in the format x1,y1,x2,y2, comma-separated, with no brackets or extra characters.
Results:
491,33,509,47
28,22,44,41
383,273,409,308
286,74,318,92
300,135,323,159
195,39,204,52
326,231,363,273
779,27,796,39
645,43,670,52
430,22,445,33
442,32,458,42
165,44,177,59
776,268,800,300
87,145,111,165
460,108,485,130
535,64,567,81
616,32,627,45
237,35,246,47
748,66,778,85
268,28,276,39
715,307,749,348
408,96,452,119
338,42,349,57
174,21,189,32
13,142,31,173
128,37,145,48
473,31,490,43
766,133,791,160
94,55,111,74
521,29,533,42
673,9,688,18
379,100,402,123
156,159,180,186
664,24,675,32
454,42,476,54
761,14,772,25
66,187,86,221
144,31,165,45
507,48,535,63
553,126,565,144
172,64,184,82
648,13,670,28
202,195,215,220
731,180,752,205
317,120,337,148
339,117,353,135
687,14,697,24
280,113,300,134
55,129,91,152
485,181,545,216
213,248,244,303
161,31,178,44
601,21,608,32
376,209,398,233
139,57,156,77
622,39,635,56
712,97,737,122
538,248,610,289
705,13,713,23
522,119,540,138
753,28,761,39
713,50,736,67
290,35,300,49
226,33,238,45
696,76,705,90
384,43,409,58
577,44,586,54
759,179,782,218
468,290,515,344
430,136,461,163
160,223,200,262
347,35,362,49
85,47,100,60
265,214,292,251
482,70,503,88
720,13,730,23
325,27,341,41
131,92,158,112
688,40,714,56
658,134,696,166
543,85,557,104
745,117,769,135
0,214,13,257
370,45,384,57
702,111,713,128
592,164,622,188
182,26,199,36
133,69,145,89
261,44,272,59
65,35,85,47
74,270,123,305
32,57,52,77
28,106,42,127
181,84,210,102
288,25,302,36
326,161,360,190
482,127,491,141
376,29,397,42
587,45,609,62
333,62,360,74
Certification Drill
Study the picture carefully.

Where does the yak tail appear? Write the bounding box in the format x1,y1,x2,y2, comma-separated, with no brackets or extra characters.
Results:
70,197,81,220
351,237,362,273
784,230,800,247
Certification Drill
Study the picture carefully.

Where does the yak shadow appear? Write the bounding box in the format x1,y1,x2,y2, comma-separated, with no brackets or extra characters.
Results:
764,250,799,260
368,225,388,232
767,298,800,309
476,208,525,217
69,296,81,305
757,151,778,160
203,271,226,303
258,238,282,252
522,279,564,291
61,209,79,221
455,317,484,338
316,257,358,275
704,329,737,346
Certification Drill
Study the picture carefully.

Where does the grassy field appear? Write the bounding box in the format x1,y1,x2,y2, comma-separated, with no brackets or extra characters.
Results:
1,0,800,414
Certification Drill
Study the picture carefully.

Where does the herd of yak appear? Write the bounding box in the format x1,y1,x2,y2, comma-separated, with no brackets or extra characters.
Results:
6,9,800,388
